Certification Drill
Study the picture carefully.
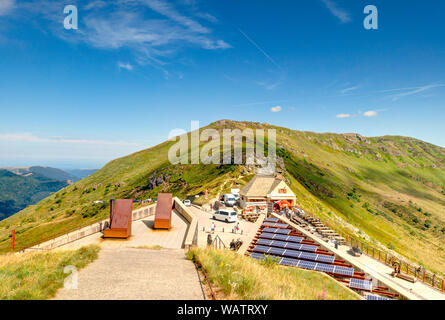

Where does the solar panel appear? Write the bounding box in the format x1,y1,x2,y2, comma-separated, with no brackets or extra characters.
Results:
349,278,373,291
299,244,319,252
258,233,303,243
366,295,392,301
300,251,317,261
333,266,355,277
254,241,336,264
281,257,299,266
315,264,335,273
250,252,266,260
256,238,274,246
262,222,289,229
316,254,336,264
256,238,319,253
269,247,286,256
250,253,346,277
262,227,291,235
264,217,279,223
252,245,271,254
298,260,317,270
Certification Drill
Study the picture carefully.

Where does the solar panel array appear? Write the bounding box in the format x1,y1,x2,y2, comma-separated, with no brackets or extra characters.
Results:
258,232,304,244
250,252,354,276
262,222,289,229
349,278,373,291
253,243,334,263
262,227,291,235
249,219,358,279
256,239,320,253
366,295,392,301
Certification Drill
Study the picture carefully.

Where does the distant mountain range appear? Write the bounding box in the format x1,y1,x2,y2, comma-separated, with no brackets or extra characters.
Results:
0,166,98,221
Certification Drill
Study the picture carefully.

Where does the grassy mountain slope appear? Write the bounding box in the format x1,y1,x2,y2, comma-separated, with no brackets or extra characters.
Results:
0,120,444,275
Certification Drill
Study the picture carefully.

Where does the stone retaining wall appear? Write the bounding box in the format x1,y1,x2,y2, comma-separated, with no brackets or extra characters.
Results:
173,197,198,251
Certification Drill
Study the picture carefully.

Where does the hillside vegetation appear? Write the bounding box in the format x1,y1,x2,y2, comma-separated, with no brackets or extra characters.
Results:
0,120,444,275
187,248,359,300
0,245,99,300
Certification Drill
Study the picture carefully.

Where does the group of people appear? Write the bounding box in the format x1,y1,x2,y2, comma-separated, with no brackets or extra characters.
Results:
229,238,243,251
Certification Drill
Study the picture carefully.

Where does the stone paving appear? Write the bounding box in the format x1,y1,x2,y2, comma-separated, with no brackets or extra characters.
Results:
53,247,204,300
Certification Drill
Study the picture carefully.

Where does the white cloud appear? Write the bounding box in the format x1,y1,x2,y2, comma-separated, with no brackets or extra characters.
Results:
270,106,282,113
118,62,133,71
336,113,351,119
340,85,359,94
196,12,218,23
0,133,140,147
6,0,231,70
143,0,210,34
381,84,445,101
321,0,352,23
0,0,15,16
363,110,378,117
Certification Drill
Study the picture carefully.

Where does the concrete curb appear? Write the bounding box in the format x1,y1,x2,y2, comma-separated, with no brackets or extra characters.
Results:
173,197,198,251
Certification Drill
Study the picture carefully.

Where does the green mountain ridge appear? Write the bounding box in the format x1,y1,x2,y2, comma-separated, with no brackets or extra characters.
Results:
2,166,79,182
0,120,444,275
0,170,69,221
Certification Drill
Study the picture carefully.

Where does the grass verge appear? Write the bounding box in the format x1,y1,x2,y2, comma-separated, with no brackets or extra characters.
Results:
0,245,100,300
131,245,163,250
187,247,360,300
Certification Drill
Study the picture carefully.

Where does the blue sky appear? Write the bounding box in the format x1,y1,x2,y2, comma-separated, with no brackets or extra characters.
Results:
0,0,444,168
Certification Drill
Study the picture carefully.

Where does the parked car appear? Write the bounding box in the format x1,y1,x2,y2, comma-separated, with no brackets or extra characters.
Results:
223,194,237,207
183,199,191,207
213,209,238,223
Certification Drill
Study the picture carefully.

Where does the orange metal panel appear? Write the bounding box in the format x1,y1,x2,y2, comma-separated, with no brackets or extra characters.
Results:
103,199,133,238
154,193,172,229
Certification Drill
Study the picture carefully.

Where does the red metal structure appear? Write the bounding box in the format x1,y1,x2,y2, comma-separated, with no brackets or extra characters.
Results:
154,193,173,229
11,229,15,251
103,199,133,238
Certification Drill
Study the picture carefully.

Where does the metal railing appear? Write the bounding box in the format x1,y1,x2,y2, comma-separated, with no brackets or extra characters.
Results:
212,235,227,249
292,208,445,293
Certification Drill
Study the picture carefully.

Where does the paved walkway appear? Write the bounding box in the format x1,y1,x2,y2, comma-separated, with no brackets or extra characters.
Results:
55,210,189,251
189,206,258,248
273,213,445,300
54,247,204,300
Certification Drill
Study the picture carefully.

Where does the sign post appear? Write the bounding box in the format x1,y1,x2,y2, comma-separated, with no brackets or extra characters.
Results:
11,229,15,251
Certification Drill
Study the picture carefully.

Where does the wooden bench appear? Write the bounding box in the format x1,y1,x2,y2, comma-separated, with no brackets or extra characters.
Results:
396,273,417,283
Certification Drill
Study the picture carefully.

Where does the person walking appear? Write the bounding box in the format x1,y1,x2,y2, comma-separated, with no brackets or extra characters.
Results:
211,222,216,234
207,234,213,247
230,239,236,250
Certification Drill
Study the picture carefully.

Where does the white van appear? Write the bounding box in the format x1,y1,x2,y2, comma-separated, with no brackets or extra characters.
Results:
223,194,237,207
183,199,191,207
213,209,238,223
